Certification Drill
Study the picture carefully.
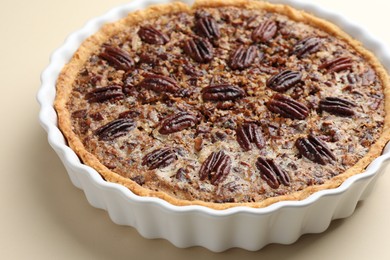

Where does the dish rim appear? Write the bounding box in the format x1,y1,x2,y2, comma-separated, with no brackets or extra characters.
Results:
38,0,390,216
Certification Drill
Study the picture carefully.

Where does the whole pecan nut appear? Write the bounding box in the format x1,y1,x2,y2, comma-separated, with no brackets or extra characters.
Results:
319,57,353,73
137,74,180,94
252,20,278,43
85,85,124,103
266,70,302,92
295,134,336,165
267,94,309,120
228,45,258,70
319,97,356,116
195,16,220,40
159,111,198,134
183,37,214,63
142,148,177,170
256,157,290,189
199,150,232,185
138,26,169,45
236,123,265,151
99,46,134,71
292,37,322,58
95,118,136,141
202,84,245,101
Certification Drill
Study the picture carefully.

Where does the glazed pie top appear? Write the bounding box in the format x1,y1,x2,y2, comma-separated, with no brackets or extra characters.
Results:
55,0,390,209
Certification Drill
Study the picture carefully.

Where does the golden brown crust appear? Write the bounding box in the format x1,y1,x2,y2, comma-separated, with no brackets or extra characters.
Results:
55,0,390,210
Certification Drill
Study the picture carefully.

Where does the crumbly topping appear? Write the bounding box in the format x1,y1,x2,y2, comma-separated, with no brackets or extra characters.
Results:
67,6,385,203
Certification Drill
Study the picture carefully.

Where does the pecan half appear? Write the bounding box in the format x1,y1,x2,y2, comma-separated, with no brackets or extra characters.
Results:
252,20,277,43
295,134,336,165
99,46,134,71
159,112,198,134
319,97,356,116
202,84,245,101
266,70,302,92
137,74,179,94
199,151,232,185
228,45,258,70
319,57,353,73
256,157,290,189
142,148,177,170
267,94,309,120
183,37,213,63
85,85,124,103
95,118,136,141
292,37,322,58
195,16,220,40
138,26,169,45
236,123,265,151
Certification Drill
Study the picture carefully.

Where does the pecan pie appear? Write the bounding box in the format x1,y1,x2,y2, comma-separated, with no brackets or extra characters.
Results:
55,0,390,209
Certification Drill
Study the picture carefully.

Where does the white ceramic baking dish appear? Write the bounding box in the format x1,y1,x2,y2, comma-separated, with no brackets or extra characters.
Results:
37,0,390,252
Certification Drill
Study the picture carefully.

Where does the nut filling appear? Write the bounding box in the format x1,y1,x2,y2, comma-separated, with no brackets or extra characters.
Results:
64,5,386,204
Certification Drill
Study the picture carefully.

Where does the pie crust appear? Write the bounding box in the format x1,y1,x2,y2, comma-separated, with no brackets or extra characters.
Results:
55,0,390,209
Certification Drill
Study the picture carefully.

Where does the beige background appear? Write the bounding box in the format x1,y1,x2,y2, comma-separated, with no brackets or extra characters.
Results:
2,0,390,259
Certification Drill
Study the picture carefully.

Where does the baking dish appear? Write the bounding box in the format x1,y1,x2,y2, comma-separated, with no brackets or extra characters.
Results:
38,0,390,251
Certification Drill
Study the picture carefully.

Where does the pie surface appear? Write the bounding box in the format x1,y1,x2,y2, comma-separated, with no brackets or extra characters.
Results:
55,0,390,209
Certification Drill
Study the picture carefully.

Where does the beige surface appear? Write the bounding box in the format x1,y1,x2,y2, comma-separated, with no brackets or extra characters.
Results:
1,0,390,259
